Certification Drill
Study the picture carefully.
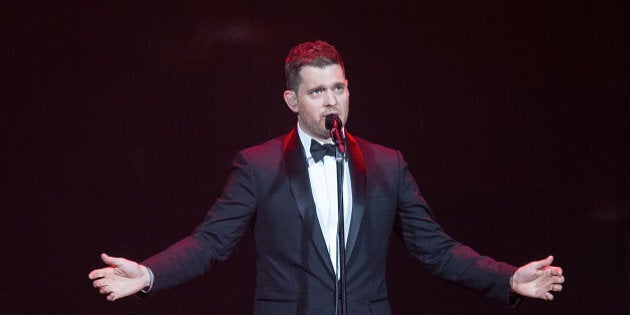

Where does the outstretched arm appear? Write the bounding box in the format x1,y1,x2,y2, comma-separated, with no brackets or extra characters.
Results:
88,253,152,301
511,255,565,301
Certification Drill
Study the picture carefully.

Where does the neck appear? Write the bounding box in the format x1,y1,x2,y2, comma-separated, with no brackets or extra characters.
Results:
297,122,331,143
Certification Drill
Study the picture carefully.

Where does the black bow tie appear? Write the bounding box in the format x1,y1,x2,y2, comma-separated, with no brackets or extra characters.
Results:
310,139,337,162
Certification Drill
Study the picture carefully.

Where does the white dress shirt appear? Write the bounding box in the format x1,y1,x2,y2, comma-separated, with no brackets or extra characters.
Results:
297,123,352,278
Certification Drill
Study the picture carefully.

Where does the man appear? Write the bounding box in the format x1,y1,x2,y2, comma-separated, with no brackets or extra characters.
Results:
89,40,565,314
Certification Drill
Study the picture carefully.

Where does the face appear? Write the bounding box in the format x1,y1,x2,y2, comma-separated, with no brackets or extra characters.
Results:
283,64,349,141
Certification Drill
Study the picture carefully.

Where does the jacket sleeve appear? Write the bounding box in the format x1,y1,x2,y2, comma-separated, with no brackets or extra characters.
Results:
141,151,257,293
393,150,520,306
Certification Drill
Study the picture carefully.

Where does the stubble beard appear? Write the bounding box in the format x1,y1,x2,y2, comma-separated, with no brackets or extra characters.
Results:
299,115,330,141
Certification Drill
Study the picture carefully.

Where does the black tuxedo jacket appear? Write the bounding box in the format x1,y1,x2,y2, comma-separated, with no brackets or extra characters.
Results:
143,128,516,314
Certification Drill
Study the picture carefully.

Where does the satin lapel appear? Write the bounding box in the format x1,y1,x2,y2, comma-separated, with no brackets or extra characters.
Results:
345,132,367,260
283,128,336,277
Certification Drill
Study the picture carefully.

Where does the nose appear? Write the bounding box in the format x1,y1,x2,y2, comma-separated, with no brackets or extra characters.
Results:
324,89,337,107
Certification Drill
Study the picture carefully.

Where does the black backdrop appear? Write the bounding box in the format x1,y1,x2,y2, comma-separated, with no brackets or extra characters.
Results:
4,1,626,314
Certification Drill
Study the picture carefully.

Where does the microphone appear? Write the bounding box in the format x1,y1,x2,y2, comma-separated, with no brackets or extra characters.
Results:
325,114,345,155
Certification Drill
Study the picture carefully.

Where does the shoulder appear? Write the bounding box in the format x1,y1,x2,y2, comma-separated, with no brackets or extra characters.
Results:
351,133,402,163
231,136,283,171
239,135,286,158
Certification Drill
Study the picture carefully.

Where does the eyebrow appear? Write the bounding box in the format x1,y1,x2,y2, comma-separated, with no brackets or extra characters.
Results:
306,82,346,94
306,85,325,94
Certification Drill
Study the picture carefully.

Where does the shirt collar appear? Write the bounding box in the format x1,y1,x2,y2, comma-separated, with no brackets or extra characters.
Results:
297,122,332,162
296,122,347,162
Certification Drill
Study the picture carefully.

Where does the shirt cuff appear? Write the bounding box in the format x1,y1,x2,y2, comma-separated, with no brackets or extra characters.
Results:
136,266,154,298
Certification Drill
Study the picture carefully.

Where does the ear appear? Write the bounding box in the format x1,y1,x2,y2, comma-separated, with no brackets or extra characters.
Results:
283,90,298,114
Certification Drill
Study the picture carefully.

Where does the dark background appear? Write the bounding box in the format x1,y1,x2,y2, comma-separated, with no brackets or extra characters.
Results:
3,1,626,314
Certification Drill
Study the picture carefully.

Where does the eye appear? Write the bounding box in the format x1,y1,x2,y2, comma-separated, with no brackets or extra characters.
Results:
334,84,345,92
310,88,323,95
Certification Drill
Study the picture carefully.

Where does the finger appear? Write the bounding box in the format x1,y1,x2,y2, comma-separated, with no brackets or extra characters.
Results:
107,292,117,301
543,266,563,279
88,270,101,280
554,275,565,284
99,286,110,294
550,266,563,276
553,284,563,291
92,278,111,288
89,266,115,280
90,253,121,279
544,291,554,301
532,255,554,269
92,279,102,288
89,267,109,280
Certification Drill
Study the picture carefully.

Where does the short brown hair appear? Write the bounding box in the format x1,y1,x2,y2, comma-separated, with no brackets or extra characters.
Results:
284,40,345,92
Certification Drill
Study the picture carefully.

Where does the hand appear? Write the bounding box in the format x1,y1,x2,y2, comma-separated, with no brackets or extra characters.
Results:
511,255,565,301
88,253,151,301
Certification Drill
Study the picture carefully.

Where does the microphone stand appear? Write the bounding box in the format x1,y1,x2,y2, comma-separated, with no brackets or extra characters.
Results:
334,143,347,315
326,114,347,315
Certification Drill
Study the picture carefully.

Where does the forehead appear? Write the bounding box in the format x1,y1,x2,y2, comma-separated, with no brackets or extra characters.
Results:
297,65,346,88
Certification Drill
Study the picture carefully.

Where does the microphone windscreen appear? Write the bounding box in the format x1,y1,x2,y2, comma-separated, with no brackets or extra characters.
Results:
325,114,341,131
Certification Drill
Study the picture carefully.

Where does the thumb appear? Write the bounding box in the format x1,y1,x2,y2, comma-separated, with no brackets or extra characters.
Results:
532,255,554,269
101,253,124,267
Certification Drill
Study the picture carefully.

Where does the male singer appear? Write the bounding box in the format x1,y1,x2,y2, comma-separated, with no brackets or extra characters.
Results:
89,40,565,314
